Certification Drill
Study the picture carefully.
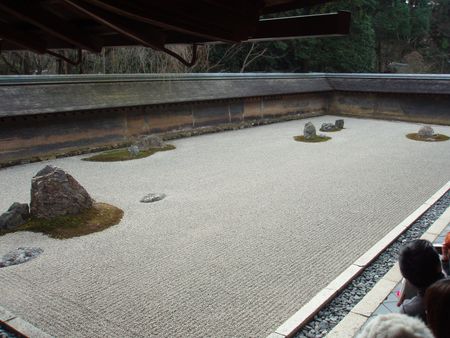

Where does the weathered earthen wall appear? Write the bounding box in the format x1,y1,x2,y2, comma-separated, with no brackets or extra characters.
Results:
0,93,327,165
1,74,450,167
330,92,450,125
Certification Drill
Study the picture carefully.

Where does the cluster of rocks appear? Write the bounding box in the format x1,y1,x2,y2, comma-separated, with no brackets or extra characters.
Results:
303,119,344,139
0,165,94,230
295,191,450,338
0,247,43,268
128,135,166,157
320,119,344,132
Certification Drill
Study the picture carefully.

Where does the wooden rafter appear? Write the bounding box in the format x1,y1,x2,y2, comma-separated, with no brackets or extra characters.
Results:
0,22,47,53
62,0,166,50
262,0,339,14
252,11,351,41
76,0,259,43
0,0,352,66
0,0,101,52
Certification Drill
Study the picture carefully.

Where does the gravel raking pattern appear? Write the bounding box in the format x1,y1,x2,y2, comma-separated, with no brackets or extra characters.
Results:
0,116,449,338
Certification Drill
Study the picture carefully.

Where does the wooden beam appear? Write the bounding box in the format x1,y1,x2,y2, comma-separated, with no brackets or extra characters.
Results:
0,0,101,52
62,0,166,50
250,10,351,41
261,0,339,14
79,0,255,43
0,22,47,53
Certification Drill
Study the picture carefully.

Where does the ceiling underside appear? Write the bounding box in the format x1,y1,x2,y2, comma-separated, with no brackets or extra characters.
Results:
0,0,351,65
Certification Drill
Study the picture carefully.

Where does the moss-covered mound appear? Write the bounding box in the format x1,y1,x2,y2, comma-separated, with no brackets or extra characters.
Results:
0,202,123,239
83,145,175,162
293,135,331,143
406,133,449,142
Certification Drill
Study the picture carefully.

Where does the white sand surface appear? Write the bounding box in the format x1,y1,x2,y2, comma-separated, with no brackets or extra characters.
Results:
0,116,449,337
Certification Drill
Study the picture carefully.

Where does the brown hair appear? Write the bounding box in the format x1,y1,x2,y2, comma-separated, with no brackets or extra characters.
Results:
425,279,450,338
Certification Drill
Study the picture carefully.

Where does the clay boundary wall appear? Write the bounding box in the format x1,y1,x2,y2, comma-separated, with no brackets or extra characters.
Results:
0,74,449,166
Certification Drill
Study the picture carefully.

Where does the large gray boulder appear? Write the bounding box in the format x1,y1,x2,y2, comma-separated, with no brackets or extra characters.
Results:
418,126,434,138
30,165,93,219
0,202,30,230
304,122,316,139
136,135,165,151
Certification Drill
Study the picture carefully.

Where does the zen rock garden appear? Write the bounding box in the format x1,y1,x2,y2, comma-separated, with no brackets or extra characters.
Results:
84,134,175,162
0,165,123,267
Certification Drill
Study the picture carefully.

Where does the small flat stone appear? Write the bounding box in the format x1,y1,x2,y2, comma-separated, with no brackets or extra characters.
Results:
0,247,43,268
128,145,140,157
140,193,166,203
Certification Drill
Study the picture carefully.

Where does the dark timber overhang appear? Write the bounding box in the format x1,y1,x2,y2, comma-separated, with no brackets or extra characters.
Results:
0,0,351,66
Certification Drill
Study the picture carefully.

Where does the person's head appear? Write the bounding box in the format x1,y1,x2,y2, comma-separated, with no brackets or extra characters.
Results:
356,313,434,338
399,239,442,292
425,279,450,338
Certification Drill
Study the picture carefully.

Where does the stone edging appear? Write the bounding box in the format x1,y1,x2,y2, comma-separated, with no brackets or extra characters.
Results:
0,305,53,338
266,181,450,338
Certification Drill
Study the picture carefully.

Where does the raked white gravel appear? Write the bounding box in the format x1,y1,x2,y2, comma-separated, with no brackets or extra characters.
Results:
0,116,449,338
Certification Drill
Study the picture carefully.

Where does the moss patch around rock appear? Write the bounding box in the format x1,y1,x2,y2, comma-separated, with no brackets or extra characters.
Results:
82,145,175,162
294,135,332,143
0,202,123,239
406,133,449,142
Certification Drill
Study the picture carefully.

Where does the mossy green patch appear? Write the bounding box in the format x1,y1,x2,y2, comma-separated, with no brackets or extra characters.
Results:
0,203,123,239
406,133,449,142
82,145,175,162
294,135,331,143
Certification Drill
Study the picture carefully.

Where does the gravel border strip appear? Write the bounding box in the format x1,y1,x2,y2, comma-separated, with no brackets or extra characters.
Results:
0,305,53,338
293,189,450,338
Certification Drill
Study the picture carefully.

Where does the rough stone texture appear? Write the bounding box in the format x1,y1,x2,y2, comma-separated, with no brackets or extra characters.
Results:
136,135,165,150
418,126,435,138
140,193,166,203
0,117,450,338
304,122,316,139
0,247,43,268
30,165,93,219
127,145,139,157
320,123,338,132
0,203,29,230
335,119,344,129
